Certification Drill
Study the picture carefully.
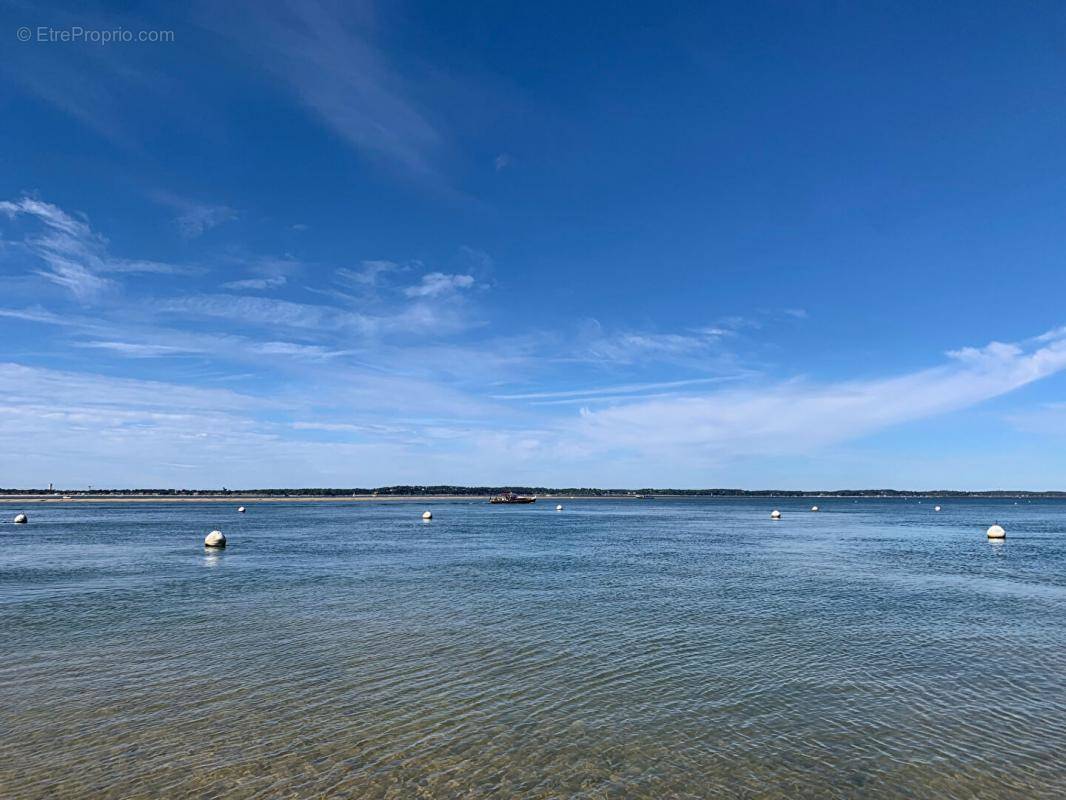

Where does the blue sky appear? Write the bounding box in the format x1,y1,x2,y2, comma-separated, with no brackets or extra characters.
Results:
2,1,1066,489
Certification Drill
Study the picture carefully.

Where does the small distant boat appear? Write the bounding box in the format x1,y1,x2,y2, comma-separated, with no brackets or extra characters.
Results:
490,491,536,504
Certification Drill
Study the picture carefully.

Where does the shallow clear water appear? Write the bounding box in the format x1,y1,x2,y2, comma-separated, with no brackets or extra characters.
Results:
2,498,1065,799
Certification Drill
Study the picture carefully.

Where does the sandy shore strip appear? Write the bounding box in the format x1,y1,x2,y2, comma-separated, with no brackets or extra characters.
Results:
0,494,636,504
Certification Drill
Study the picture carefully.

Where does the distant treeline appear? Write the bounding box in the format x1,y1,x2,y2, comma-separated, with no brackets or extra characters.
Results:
3,486,1065,498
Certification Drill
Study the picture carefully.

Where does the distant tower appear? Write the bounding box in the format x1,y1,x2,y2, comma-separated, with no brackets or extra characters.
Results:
48,482,53,492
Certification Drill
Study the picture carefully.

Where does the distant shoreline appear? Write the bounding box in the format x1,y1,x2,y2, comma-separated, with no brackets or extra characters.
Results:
0,490,1062,504
0,495,495,504
0,494,646,504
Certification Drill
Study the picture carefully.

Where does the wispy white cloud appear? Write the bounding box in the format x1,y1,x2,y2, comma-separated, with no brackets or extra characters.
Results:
291,420,410,435
0,306,79,326
158,292,477,338
0,196,194,301
9,194,1065,487
149,191,237,238
565,319,736,367
223,276,288,290
247,341,351,359
594,332,716,357
4,328,1066,487
404,272,475,297
177,206,237,238
0,197,114,301
207,0,441,177
0,361,285,486
0,11,154,147
0,360,521,486
220,255,302,291
0,362,264,414
572,330,1066,461
0,299,362,365
494,377,745,402
337,258,485,301
74,341,202,358
101,259,199,275
336,259,404,288
159,293,371,332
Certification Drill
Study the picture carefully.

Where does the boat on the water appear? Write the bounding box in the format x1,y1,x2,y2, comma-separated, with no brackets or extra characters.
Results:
489,491,536,504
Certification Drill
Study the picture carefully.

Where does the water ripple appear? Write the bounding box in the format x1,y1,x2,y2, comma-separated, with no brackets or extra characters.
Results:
2,498,1065,798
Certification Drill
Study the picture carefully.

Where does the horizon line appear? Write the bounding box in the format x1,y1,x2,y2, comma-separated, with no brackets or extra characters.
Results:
2,486,1064,497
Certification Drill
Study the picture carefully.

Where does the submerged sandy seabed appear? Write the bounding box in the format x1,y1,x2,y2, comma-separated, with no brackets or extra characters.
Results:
4,498,1064,799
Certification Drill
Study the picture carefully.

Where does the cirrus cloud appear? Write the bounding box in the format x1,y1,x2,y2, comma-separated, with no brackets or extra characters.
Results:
404,272,475,298
571,329,1066,462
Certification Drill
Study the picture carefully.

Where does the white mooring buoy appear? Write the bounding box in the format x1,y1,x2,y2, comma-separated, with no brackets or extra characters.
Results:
556,504,563,511
810,505,819,512
237,506,246,513
13,513,28,524
986,524,1006,540
204,530,226,548
770,509,781,519
422,510,432,520
934,505,941,512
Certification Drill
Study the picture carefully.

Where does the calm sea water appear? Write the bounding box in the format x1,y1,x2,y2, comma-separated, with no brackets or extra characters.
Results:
2,498,1065,799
